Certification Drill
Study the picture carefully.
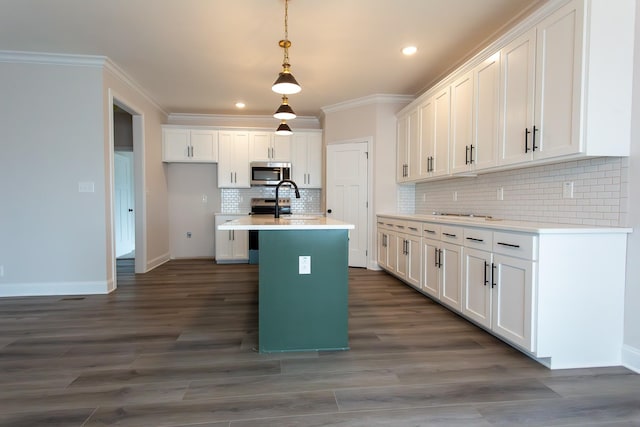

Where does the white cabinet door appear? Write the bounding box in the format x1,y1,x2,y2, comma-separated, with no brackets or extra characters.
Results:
419,98,434,178
394,234,408,280
249,132,272,162
377,229,389,270
406,234,421,288
292,132,322,188
218,131,250,188
433,87,451,177
396,109,418,182
462,247,492,328
386,231,399,275
272,134,291,162
422,238,440,299
533,0,582,160
189,130,218,162
492,254,535,351
450,72,474,174
163,128,190,161
499,29,537,166
215,216,249,263
397,114,409,182
440,241,462,311
473,53,500,171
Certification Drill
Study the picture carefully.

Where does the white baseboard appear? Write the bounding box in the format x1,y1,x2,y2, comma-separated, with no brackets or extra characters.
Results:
368,260,382,271
146,252,170,272
0,281,110,297
622,344,640,373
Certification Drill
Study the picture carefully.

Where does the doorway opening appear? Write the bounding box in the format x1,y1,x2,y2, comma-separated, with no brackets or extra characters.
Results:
109,91,145,290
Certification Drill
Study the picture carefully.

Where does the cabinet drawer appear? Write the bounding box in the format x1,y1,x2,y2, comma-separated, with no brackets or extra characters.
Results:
387,219,408,233
493,231,537,260
422,222,441,239
463,227,493,250
405,221,422,237
440,225,463,243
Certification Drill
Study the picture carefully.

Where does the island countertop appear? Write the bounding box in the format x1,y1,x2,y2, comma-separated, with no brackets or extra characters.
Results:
218,215,355,231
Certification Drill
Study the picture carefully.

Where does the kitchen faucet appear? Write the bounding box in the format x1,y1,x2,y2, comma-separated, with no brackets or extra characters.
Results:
274,179,300,218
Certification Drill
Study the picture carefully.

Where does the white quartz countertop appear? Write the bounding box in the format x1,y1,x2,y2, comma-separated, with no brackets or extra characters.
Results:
378,213,632,234
218,215,355,230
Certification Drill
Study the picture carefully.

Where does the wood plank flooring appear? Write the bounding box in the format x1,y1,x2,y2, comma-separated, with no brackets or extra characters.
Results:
0,259,638,426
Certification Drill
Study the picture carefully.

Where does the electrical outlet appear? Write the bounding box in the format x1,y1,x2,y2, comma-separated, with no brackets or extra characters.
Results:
563,181,574,199
0,265,4,277
422,193,426,202
299,256,311,275
453,191,458,202
497,187,504,201
202,194,208,203
186,232,192,238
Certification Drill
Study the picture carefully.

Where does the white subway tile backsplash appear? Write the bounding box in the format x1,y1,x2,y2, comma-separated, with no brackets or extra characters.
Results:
221,187,322,214
411,157,629,227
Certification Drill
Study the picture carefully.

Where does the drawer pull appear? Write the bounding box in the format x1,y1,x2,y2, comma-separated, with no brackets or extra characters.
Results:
424,229,436,234
408,227,418,231
497,242,520,248
466,237,484,243
442,233,457,238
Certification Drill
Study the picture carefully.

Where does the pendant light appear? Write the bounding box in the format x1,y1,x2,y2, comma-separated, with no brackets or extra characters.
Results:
272,0,301,95
275,121,293,135
273,95,296,120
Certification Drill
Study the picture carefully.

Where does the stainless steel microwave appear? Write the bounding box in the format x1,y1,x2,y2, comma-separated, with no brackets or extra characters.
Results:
250,162,291,186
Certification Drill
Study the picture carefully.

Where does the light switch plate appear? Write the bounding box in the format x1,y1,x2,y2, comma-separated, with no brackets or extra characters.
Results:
563,181,574,199
299,256,311,275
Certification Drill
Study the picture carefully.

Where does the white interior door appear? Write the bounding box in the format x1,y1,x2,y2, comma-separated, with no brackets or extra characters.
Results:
115,151,135,257
326,142,368,267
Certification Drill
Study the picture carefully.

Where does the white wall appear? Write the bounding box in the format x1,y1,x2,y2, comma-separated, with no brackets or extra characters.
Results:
103,64,169,275
323,95,411,269
0,61,107,295
167,163,220,258
623,2,640,373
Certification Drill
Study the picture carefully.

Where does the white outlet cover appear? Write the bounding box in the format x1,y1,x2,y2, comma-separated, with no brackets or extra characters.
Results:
299,256,311,275
563,181,574,199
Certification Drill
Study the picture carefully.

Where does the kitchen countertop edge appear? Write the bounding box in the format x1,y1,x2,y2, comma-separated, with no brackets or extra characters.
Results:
218,216,355,231
377,213,633,234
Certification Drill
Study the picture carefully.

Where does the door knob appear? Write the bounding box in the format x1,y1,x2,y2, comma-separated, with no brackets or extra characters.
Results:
128,209,133,212
327,209,332,213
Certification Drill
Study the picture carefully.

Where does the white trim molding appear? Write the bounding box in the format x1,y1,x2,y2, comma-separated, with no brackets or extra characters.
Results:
321,94,415,115
167,113,321,130
146,252,171,272
622,344,640,373
0,281,111,297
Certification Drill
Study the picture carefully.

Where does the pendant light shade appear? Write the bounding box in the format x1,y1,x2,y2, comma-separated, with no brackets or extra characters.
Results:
273,95,297,120
275,121,293,135
272,70,301,95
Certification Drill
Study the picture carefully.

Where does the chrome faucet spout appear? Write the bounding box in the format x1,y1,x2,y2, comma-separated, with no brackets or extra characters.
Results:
274,179,300,218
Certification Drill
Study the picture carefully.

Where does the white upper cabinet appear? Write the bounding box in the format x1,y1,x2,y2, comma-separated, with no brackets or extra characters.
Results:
218,131,250,188
162,128,218,163
499,1,583,165
249,131,291,162
450,72,474,174
418,87,450,179
397,108,419,182
291,131,322,188
397,0,633,182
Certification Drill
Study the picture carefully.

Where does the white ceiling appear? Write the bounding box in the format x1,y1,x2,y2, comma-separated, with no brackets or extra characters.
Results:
0,0,544,117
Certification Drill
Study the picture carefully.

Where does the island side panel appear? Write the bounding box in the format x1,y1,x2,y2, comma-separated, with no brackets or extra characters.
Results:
258,229,349,352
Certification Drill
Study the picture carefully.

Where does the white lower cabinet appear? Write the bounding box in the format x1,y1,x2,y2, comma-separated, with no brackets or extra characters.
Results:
462,247,535,352
215,215,248,263
377,214,629,369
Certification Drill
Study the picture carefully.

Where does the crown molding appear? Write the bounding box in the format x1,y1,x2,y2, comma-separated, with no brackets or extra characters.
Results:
167,113,321,129
0,50,167,115
321,94,415,114
0,50,106,67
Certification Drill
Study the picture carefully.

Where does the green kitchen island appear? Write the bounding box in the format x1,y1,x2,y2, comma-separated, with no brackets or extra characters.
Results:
218,216,355,353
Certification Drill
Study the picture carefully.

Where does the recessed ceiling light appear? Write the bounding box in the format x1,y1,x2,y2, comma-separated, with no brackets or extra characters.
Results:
402,46,418,56
235,102,246,109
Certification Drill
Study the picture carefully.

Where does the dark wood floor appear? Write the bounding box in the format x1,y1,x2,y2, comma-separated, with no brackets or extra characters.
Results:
0,259,639,426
